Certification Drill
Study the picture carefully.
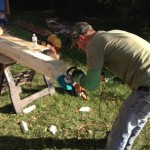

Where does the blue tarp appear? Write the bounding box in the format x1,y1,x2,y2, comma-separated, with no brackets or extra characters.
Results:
0,0,6,12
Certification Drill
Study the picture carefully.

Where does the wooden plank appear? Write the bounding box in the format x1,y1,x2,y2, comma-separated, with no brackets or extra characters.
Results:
0,65,5,94
4,67,22,113
14,20,51,36
0,34,48,51
0,35,66,80
5,0,10,15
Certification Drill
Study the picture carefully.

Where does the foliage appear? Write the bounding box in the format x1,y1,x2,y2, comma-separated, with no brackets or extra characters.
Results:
10,0,150,19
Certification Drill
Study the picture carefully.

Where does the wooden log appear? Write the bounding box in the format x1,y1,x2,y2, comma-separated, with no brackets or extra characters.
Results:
0,35,66,80
0,34,48,51
14,20,51,36
5,0,10,15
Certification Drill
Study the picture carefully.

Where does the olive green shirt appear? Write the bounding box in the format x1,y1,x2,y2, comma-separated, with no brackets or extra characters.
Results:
74,30,150,90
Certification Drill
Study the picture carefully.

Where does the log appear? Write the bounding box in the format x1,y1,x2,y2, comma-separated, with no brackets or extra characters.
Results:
14,20,51,36
0,34,66,80
0,33,48,50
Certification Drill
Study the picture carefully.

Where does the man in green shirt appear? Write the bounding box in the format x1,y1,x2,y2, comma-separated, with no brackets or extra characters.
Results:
69,22,150,150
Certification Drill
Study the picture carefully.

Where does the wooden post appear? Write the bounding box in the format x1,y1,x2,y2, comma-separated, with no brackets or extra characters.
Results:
0,65,5,94
5,0,10,15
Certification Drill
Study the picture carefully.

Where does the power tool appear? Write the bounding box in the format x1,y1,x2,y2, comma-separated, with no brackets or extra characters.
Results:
57,66,88,100
57,66,77,90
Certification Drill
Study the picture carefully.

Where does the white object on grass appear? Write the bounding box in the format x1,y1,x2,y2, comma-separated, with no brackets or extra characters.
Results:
79,106,90,112
49,125,57,135
20,121,29,133
22,105,36,114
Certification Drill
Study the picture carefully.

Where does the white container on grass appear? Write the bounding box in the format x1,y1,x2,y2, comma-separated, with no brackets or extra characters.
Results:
49,125,57,135
79,106,90,112
22,105,36,114
20,121,29,133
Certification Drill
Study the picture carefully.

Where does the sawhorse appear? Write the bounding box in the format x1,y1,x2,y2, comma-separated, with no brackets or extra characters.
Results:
0,54,55,114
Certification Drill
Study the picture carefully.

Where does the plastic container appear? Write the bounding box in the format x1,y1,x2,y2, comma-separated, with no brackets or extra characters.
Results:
79,106,90,112
20,121,29,133
22,105,36,114
49,125,57,135
32,34,38,47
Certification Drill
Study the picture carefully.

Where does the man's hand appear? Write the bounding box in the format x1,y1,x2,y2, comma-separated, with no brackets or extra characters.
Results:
66,66,84,80
72,69,84,79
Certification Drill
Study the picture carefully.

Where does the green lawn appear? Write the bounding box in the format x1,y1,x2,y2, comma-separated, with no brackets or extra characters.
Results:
0,10,150,150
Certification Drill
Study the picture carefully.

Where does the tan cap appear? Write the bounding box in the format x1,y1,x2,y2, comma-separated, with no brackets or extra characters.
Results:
47,34,61,49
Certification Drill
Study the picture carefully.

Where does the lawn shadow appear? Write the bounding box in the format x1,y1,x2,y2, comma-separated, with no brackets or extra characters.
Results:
55,87,77,97
0,104,15,114
0,87,77,114
0,136,107,150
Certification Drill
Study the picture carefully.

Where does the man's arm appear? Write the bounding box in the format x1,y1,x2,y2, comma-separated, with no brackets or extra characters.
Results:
73,69,101,90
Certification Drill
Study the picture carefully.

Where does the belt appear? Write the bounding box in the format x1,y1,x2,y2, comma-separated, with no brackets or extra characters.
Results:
137,86,150,91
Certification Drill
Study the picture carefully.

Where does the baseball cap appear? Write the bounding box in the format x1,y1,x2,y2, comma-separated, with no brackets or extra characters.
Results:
70,22,92,48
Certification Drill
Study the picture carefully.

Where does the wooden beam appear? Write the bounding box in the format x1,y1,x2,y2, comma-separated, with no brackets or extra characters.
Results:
5,0,10,15
0,35,66,80
14,20,51,36
0,34,48,51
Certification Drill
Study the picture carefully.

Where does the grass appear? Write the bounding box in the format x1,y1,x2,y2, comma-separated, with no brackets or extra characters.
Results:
0,10,150,150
